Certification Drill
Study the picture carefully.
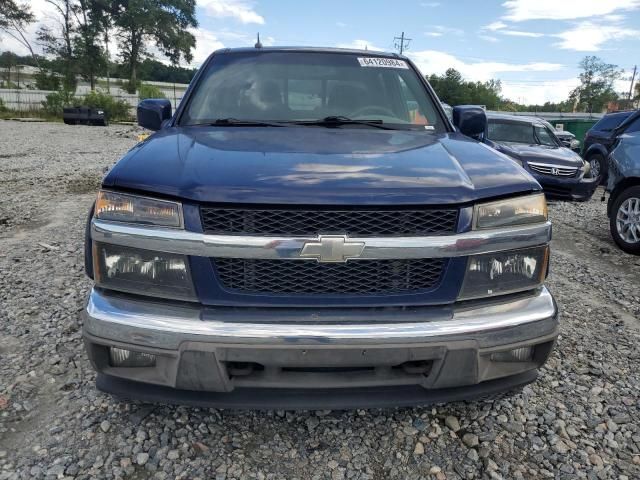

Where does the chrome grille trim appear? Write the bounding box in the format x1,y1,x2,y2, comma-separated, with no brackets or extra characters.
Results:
528,162,578,177
91,219,552,260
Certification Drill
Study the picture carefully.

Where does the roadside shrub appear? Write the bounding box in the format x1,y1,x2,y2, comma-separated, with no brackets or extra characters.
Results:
83,90,131,121
138,83,166,100
0,98,6,112
42,89,78,116
35,70,61,91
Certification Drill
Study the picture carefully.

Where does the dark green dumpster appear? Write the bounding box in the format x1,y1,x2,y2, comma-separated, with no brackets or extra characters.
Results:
547,118,598,142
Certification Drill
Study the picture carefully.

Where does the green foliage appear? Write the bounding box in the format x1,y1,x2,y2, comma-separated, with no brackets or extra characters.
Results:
138,84,166,100
83,90,131,121
570,56,622,113
42,89,78,116
111,58,197,84
0,0,34,28
427,69,503,110
112,0,198,88
34,69,61,91
0,98,7,113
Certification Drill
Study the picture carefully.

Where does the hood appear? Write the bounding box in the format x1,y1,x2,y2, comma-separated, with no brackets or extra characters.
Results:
104,126,539,205
494,141,584,167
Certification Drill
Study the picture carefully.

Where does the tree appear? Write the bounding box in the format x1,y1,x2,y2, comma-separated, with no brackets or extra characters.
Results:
73,0,108,90
37,0,77,91
427,68,503,109
570,56,622,113
0,0,37,61
111,0,197,93
0,50,19,86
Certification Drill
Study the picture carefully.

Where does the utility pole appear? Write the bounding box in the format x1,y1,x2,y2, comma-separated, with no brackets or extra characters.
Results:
394,32,412,55
628,65,637,100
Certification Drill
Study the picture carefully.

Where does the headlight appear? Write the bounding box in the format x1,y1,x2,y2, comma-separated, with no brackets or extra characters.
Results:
458,246,549,300
93,242,196,301
474,194,547,230
95,190,183,228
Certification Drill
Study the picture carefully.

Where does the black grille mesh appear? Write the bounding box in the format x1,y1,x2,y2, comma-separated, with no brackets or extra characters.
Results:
200,207,458,236
213,258,446,295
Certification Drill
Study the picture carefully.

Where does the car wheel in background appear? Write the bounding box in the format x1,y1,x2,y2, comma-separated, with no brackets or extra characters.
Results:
610,186,640,255
588,153,605,183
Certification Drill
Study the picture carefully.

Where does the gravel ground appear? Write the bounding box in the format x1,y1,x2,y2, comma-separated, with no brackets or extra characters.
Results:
1,120,639,480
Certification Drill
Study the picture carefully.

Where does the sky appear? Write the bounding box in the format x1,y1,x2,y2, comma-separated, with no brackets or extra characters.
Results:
3,0,640,104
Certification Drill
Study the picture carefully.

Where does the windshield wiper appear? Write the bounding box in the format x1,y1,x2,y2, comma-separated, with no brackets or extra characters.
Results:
189,118,290,127
293,115,397,130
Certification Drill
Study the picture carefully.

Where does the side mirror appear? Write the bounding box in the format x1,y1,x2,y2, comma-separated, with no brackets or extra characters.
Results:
453,106,487,138
137,99,172,131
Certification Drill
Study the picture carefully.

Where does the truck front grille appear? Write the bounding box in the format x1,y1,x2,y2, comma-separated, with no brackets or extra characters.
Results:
200,207,459,236
213,258,446,295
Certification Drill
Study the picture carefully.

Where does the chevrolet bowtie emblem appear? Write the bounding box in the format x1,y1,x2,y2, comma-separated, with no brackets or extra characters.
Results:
299,235,365,263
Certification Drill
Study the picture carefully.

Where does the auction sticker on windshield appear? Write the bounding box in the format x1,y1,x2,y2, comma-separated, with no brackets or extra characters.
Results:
357,57,409,69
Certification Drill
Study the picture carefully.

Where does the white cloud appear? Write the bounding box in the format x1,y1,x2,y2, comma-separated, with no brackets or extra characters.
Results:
199,0,265,24
500,30,544,37
190,28,225,66
424,25,464,37
502,0,640,21
554,21,640,50
481,21,543,37
479,35,500,43
484,21,507,31
409,50,563,82
501,78,580,104
336,40,384,51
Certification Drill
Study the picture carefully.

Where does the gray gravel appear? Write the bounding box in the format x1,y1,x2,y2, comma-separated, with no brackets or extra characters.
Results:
1,119,639,479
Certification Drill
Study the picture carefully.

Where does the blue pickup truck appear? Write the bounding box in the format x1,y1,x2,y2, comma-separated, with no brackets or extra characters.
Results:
82,47,557,408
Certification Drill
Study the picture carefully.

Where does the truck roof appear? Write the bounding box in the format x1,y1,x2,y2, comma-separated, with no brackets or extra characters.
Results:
211,46,404,59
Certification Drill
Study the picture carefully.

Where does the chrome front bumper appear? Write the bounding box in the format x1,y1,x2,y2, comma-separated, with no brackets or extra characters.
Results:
83,287,559,402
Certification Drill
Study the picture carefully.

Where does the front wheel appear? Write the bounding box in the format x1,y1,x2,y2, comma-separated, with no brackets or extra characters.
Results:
587,153,605,182
610,186,640,255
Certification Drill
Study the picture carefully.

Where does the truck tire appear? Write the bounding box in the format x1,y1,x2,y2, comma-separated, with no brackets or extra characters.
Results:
609,185,640,255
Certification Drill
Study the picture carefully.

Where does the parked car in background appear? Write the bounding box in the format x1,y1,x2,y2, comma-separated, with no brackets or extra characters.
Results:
441,102,453,122
606,114,640,254
583,110,637,181
484,113,598,201
81,48,558,408
541,121,580,152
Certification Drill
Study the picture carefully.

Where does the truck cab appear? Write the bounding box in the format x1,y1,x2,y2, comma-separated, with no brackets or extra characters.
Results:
82,47,557,408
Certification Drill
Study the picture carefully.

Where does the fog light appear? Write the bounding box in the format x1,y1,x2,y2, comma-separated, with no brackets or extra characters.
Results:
109,347,156,367
490,346,534,363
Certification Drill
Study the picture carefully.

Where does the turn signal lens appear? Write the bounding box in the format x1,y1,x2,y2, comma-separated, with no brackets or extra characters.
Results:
95,190,183,228
459,246,549,300
474,194,547,230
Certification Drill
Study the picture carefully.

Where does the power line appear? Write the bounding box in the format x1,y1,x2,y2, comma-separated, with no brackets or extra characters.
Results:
393,32,412,55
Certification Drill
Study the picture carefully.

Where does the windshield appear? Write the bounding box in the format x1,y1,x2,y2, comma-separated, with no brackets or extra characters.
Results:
179,51,445,131
487,120,559,147
594,112,633,132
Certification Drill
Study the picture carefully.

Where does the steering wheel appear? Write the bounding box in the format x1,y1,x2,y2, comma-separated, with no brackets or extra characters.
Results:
349,105,396,119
